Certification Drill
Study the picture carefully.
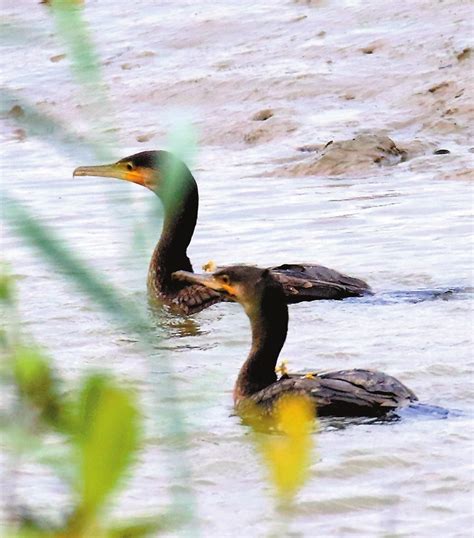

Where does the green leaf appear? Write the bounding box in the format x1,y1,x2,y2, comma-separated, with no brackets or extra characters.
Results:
13,346,53,395
0,266,15,305
76,375,141,516
4,529,55,538
12,346,67,430
106,516,170,538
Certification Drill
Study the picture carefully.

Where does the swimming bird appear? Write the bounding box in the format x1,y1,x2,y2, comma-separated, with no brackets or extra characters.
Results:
173,265,417,417
73,151,371,315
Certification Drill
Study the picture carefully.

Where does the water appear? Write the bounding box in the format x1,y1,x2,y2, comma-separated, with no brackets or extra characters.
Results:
2,0,473,536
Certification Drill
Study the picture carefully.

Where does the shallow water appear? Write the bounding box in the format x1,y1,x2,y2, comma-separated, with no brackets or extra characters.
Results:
2,0,474,536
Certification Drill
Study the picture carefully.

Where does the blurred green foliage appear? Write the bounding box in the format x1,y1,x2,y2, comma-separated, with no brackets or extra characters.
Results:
77,375,140,516
2,0,196,534
12,345,68,431
2,1,318,535
1,270,168,537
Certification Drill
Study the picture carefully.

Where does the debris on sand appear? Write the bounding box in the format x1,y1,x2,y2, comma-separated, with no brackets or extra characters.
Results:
252,109,274,121
288,134,407,176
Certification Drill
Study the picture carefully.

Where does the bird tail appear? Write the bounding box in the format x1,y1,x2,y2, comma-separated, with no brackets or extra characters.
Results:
400,403,464,419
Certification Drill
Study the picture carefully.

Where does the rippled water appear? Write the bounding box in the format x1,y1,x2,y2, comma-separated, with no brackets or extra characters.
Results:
2,0,473,536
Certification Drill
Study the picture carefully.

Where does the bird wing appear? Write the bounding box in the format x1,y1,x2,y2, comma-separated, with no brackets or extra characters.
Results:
270,263,371,301
170,284,224,315
317,369,417,406
253,369,416,416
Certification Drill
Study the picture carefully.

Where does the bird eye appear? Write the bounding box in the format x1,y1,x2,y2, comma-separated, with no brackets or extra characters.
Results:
220,275,230,285
126,162,134,171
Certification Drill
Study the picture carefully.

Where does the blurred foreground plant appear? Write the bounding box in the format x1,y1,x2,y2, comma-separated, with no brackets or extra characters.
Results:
1,0,199,533
0,270,166,537
1,0,319,533
245,394,317,506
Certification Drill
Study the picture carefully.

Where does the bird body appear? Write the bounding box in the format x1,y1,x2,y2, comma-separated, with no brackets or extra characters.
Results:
250,369,416,417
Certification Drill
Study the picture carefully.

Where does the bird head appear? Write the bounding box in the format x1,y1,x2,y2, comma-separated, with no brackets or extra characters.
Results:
173,265,283,316
73,150,190,197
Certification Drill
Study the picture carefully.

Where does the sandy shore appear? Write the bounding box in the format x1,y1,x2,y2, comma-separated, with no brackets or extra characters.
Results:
95,0,474,179
4,0,473,181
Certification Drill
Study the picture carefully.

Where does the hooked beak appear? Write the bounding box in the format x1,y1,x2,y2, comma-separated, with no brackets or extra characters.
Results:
73,163,155,188
173,270,237,298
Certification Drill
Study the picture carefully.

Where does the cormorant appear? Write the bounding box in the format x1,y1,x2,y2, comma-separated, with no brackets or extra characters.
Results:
74,151,371,314
173,265,416,417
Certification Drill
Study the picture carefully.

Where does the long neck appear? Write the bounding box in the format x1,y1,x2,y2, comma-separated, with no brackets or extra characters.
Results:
234,287,289,403
148,170,199,291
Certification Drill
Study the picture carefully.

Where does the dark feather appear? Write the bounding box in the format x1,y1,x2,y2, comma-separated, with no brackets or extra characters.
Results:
169,284,224,315
271,263,371,301
247,369,416,417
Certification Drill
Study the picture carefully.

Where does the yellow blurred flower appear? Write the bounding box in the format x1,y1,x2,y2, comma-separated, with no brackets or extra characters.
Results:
275,360,289,376
202,260,217,272
249,394,317,503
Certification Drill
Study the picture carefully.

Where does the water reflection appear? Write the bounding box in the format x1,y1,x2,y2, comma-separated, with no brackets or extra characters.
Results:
148,303,206,338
